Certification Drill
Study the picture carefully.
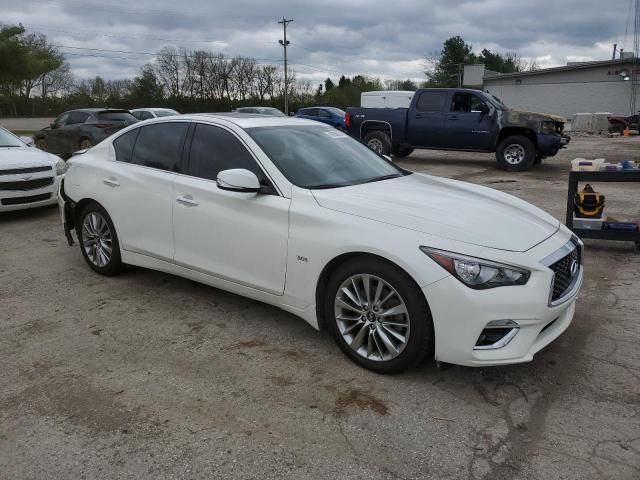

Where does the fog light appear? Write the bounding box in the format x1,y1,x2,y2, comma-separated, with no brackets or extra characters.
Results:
474,320,519,350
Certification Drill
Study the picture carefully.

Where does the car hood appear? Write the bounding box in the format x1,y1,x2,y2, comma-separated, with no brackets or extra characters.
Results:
502,109,566,125
311,173,560,252
0,147,58,170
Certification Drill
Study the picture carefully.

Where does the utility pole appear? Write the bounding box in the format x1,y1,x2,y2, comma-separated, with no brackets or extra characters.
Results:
278,17,293,115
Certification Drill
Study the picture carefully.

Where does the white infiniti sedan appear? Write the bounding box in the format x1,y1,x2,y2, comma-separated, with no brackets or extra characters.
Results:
59,114,583,373
0,126,67,212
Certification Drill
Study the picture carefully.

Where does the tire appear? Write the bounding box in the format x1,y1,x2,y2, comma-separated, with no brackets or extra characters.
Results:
496,135,536,171
392,145,414,158
79,137,94,150
363,131,392,156
35,138,48,151
325,256,434,374
78,202,124,276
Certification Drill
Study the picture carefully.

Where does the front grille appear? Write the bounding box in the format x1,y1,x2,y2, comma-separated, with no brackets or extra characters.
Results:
1,192,52,205
549,247,580,301
0,166,52,176
0,177,54,191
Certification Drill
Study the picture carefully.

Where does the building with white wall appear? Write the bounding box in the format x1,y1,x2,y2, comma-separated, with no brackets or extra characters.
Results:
463,60,638,119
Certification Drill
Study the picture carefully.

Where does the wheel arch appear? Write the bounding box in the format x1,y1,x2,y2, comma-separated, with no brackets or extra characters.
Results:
314,251,431,330
496,127,537,148
360,120,392,141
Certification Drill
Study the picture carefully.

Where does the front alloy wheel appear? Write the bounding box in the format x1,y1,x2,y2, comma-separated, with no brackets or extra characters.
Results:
334,274,411,361
326,257,434,373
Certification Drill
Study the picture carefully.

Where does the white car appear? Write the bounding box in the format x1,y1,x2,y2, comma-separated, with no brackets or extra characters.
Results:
130,108,180,121
0,126,66,212
59,115,583,372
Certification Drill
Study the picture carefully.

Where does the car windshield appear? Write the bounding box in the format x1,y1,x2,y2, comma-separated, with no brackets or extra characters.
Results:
0,128,25,147
154,110,178,117
325,107,346,116
258,108,285,116
483,93,508,110
247,125,407,189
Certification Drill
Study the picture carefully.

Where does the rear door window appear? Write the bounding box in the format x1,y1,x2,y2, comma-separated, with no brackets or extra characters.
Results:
113,129,140,163
68,112,90,125
416,91,447,112
131,122,188,172
187,123,275,193
97,112,137,122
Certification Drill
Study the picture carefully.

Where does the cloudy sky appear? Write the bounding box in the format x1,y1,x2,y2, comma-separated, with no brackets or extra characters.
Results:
2,0,633,83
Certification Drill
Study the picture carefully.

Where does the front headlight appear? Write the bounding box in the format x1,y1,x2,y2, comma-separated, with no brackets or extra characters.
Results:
55,158,67,175
540,121,558,135
420,247,530,289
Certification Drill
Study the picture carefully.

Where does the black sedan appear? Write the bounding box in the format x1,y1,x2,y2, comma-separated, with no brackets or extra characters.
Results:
34,109,138,157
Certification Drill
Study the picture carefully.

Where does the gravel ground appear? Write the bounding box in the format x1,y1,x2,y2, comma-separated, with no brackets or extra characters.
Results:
1,136,639,479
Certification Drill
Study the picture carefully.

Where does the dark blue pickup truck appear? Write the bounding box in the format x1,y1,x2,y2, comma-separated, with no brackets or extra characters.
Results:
345,88,570,171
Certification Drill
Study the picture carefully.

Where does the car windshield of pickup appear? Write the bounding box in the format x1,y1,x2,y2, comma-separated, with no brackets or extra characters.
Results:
247,125,407,189
483,93,508,110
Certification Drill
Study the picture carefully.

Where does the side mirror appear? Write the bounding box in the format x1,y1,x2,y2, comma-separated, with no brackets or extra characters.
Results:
217,168,261,193
19,136,34,146
478,104,490,114
50,123,57,129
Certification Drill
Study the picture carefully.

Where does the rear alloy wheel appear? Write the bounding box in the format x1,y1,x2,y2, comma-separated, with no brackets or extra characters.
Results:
326,257,433,373
363,131,392,156
496,135,535,171
79,138,94,150
78,203,124,275
35,138,48,151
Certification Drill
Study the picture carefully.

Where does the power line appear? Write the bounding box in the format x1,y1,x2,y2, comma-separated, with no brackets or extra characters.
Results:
53,44,283,62
26,24,280,48
25,0,278,20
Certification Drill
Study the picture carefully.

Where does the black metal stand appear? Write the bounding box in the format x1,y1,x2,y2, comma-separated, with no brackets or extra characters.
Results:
566,170,640,246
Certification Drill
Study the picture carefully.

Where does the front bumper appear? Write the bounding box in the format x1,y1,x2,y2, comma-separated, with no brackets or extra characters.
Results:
536,133,570,157
0,175,60,212
423,231,582,367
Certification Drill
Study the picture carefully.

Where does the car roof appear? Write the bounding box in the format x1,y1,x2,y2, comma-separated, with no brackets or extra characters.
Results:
65,108,131,114
174,113,322,129
131,108,177,112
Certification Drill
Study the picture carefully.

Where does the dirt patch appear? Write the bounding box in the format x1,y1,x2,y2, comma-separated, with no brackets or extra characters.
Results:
222,339,268,351
2,375,161,436
268,375,295,387
334,388,389,416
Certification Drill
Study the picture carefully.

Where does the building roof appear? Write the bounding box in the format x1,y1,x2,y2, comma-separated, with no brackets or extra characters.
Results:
483,58,638,81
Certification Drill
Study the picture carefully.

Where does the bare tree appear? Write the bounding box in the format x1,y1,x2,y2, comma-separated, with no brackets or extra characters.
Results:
155,47,186,97
255,64,278,101
40,62,73,98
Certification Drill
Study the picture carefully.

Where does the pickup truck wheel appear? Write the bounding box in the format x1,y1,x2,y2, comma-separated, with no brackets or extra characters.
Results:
496,135,536,171
392,146,414,158
363,131,392,156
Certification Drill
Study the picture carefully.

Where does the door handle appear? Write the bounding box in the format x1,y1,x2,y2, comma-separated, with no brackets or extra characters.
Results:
176,194,199,207
448,115,459,121
103,177,119,187
414,113,423,119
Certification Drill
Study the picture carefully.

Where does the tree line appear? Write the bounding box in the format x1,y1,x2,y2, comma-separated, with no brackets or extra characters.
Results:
1,24,532,117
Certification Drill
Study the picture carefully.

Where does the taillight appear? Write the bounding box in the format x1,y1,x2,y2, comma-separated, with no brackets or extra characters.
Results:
345,111,351,129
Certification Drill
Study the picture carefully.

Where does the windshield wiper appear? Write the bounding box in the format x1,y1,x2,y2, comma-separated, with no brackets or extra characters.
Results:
307,182,350,189
362,173,403,184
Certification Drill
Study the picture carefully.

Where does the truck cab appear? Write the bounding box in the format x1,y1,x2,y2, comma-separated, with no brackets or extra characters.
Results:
346,88,570,171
